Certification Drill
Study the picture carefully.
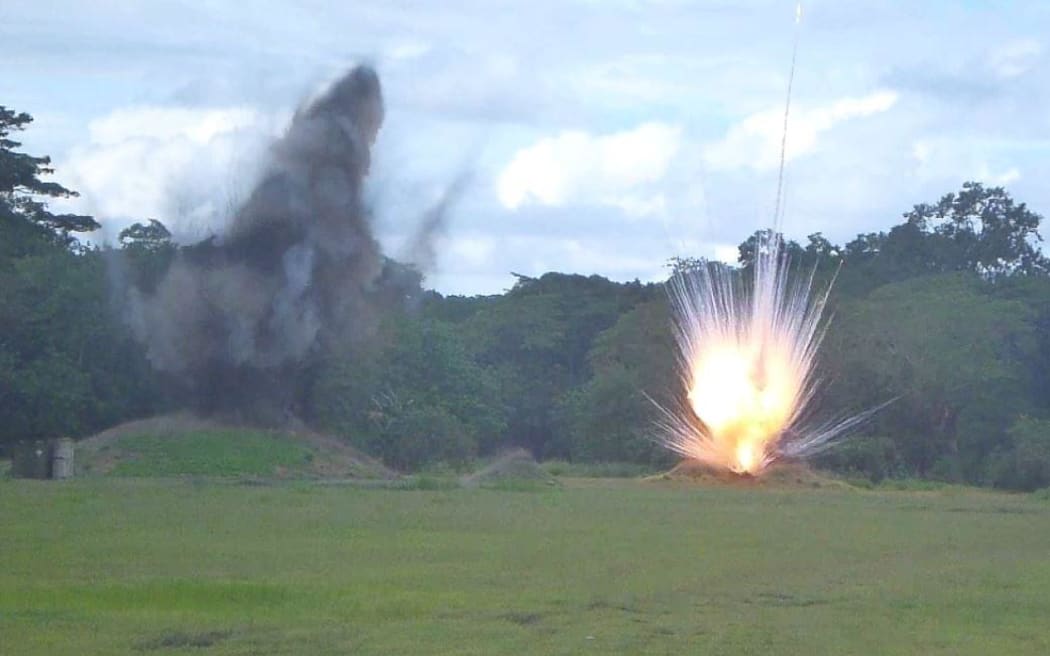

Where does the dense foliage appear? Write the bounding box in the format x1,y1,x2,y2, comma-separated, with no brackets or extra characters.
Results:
2,106,1049,489
1,108,163,446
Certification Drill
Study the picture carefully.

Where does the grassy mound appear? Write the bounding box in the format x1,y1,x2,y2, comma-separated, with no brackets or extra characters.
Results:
652,459,855,490
76,413,394,480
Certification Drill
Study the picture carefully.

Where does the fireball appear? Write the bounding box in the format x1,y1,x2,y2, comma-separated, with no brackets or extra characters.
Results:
654,3,877,474
655,236,866,475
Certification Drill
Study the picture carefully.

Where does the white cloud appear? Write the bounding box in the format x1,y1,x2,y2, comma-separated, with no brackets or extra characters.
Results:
7,1,1050,295
497,122,682,216
447,236,496,266
385,39,432,61
86,107,262,145
989,38,1042,78
911,137,1023,187
703,90,899,172
57,106,284,240
989,167,1022,185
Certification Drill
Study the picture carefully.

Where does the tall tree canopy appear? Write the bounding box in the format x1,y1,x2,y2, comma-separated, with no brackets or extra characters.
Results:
839,182,1048,295
0,108,159,450
0,107,98,255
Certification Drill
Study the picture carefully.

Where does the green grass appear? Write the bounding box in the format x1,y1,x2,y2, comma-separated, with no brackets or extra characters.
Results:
92,430,315,477
393,474,462,491
2,478,1049,655
541,460,658,478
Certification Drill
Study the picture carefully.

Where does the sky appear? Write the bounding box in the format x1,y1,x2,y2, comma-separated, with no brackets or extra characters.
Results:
3,0,1049,295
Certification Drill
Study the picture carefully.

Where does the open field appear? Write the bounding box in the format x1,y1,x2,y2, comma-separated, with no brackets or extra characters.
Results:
2,477,1049,655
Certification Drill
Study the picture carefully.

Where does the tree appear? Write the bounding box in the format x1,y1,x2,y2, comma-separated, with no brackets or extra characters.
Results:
0,249,163,447
996,276,1050,411
0,107,98,255
735,230,839,293
562,299,677,464
116,219,176,294
0,108,160,452
462,273,655,458
737,229,804,270
311,317,506,470
903,182,1047,277
823,273,1035,480
990,416,1050,491
838,182,1048,296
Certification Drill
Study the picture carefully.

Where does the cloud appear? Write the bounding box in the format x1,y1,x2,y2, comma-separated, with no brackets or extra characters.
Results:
496,122,682,216
912,138,1023,186
85,106,261,145
989,38,1042,79
703,90,899,172
422,199,732,297
56,106,284,240
427,230,676,296
7,1,1050,296
883,38,1044,107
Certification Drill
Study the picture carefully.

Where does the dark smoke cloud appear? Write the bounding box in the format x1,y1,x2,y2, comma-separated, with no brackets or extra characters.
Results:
127,65,415,419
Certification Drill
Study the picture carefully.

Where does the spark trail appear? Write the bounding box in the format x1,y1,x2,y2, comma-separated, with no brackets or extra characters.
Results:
656,3,876,475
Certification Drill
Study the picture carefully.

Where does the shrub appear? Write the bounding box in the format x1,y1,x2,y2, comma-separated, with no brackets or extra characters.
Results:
990,416,1050,492
815,436,899,483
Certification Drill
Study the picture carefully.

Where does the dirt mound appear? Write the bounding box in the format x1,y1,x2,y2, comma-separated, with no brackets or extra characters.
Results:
84,412,219,444
76,413,395,480
284,425,396,480
461,449,556,488
651,460,853,490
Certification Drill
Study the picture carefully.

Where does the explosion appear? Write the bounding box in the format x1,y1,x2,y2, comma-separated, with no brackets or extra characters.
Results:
124,65,434,420
653,2,874,475
656,235,870,476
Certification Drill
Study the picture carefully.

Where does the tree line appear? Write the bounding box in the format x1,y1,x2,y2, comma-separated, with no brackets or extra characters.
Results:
3,106,1049,490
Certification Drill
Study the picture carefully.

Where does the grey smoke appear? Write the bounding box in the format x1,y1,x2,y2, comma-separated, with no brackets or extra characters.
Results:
126,65,426,416
401,172,470,272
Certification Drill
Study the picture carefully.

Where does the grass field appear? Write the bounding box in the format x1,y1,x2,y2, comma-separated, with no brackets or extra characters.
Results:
2,476,1049,655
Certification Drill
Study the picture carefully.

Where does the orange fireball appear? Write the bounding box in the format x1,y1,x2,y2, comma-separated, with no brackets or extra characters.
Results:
655,237,868,475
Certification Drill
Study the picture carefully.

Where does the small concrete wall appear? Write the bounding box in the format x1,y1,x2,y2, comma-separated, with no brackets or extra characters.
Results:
52,438,75,480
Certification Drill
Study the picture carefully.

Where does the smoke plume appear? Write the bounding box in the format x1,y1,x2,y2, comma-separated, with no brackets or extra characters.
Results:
128,65,415,420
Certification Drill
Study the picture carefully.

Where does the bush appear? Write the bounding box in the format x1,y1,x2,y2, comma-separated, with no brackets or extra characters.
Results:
561,365,670,465
815,436,899,483
372,404,476,472
929,455,964,484
990,416,1050,492
311,317,506,471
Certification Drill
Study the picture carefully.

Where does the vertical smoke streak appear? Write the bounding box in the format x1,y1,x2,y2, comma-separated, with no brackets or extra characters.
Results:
401,172,471,273
773,1,803,234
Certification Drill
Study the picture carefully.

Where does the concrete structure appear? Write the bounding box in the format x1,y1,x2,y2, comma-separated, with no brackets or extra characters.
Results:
10,438,75,479
52,438,75,480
